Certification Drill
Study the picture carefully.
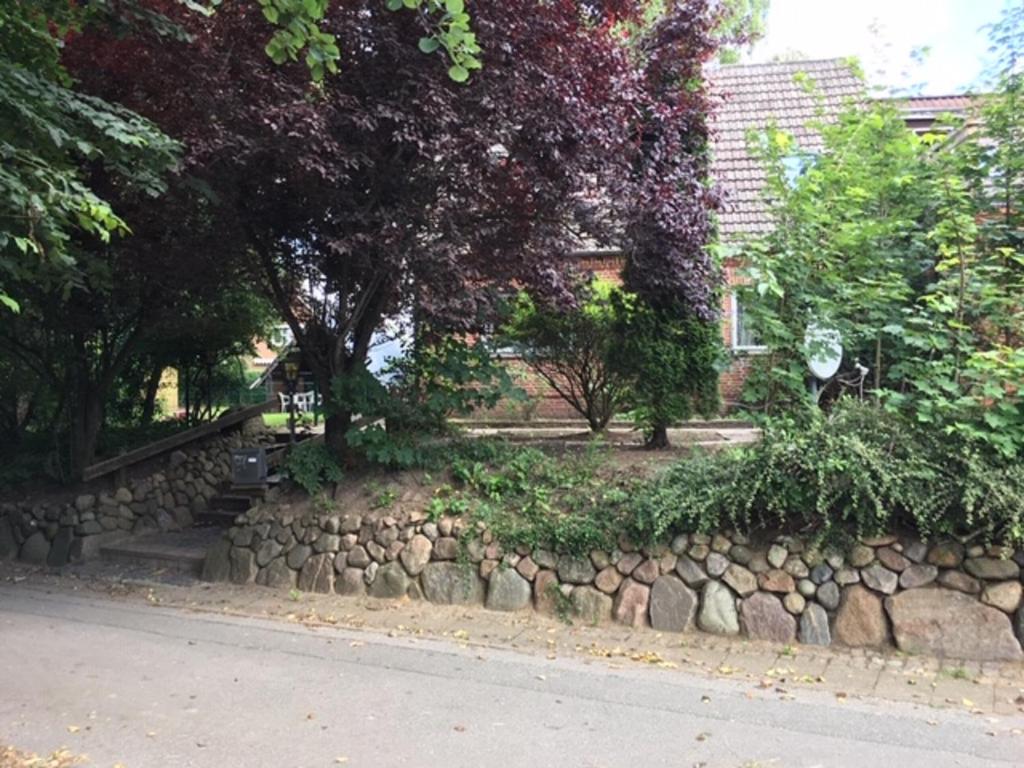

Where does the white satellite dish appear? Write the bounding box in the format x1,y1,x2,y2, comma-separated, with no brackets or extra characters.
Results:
805,323,843,380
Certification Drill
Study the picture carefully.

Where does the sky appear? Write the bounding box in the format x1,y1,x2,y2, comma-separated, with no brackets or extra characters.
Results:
742,0,1010,95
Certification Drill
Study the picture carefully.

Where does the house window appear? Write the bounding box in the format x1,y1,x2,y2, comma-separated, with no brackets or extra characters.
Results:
731,293,766,352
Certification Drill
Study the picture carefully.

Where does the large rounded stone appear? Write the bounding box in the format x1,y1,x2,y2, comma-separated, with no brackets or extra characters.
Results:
674,555,708,587
571,586,613,625
799,603,831,646
767,544,788,569
229,546,258,584
927,541,965,568
937,569,981,594
705,552,730,578
861,564,898,595
19,532,50,565
698,581,739,635
877,547,910,572
885,588,1022,661
981,581,1023,614
809,563,833,585
723,564,758,596
848,544,875,568
783,592,805,615
612,578,650,627
898,564,938,590
594,566,624,595
533,570,560,615
262,557,297,589
649,575,698,633
0,517,16,560
486,568,532,611
421,562,485,605
559,554,597,584
740,592,796,643
758,569,795,594
368,562,410,599
433,536,459,560
964,557,1020,581
336,567,366,596
631,558,660,585
834,585,888,648
347,545,371,568
201,538,232,582
400,534,432,575
816,581,840,610
298,553,334,594
46,527,74,567
286,544,313,570
255,539,283,567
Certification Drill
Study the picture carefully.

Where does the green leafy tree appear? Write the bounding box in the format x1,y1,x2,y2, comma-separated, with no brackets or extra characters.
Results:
741,41,1024,457
0,0,179,312
503,280,631,433
609,294,722,448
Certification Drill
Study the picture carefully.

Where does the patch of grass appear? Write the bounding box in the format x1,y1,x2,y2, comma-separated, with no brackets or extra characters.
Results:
365,480,398,510
939,666,970,680
263,412,319,428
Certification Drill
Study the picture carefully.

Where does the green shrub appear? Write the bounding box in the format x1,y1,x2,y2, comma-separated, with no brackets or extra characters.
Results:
627,401,1024,548
331,337,524,469
284,440,344,495
501,281,630,432
608,294,722,447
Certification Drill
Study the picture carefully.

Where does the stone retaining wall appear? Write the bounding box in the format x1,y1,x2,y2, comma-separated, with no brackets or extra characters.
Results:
0,418,267,567
205,508,1024,662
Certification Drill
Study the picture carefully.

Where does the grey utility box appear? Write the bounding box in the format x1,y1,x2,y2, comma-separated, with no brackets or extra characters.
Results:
231,447,268,486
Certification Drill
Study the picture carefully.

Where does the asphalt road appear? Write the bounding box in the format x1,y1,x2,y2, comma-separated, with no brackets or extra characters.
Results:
1,584,1021,768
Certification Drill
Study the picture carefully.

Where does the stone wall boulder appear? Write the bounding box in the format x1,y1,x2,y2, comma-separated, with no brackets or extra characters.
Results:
698,581,739,635
486,568,531,611
648,575,698,632
740,592,796,643
571,586,612,625
612,578,650,627
421,562,485,605
834,585,889,648
885,588,1022,661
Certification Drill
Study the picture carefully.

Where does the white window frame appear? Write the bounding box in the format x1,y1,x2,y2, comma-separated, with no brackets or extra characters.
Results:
731,292,768,354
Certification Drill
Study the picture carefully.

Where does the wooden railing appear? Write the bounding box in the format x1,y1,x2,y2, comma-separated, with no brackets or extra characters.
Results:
81,400,278,482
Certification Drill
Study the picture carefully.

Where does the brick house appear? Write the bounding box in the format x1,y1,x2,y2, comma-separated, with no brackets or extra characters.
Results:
506,59,864,419
509,61,985,420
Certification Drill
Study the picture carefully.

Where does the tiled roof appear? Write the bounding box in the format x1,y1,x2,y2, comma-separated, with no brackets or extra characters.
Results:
709,59,864,242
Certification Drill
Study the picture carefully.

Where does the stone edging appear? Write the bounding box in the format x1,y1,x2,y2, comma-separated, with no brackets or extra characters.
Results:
204,509,1024,662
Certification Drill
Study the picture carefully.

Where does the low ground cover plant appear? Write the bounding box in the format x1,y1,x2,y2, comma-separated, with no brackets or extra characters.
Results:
627,401,1024,549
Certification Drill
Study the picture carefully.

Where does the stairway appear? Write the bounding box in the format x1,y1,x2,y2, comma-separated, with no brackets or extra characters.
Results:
97,483,267,576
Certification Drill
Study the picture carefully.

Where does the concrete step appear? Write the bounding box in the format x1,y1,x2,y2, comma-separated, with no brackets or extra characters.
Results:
98,528,222,575
193,510,241,529
209,493,256,512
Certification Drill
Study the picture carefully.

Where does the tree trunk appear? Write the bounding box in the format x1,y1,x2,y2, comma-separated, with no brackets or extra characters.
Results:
647,422,670,449
139,364,164,425
70,388,104,476
324,410,352,463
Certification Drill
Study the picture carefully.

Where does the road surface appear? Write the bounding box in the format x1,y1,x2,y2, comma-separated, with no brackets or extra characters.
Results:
1,584,1022,767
